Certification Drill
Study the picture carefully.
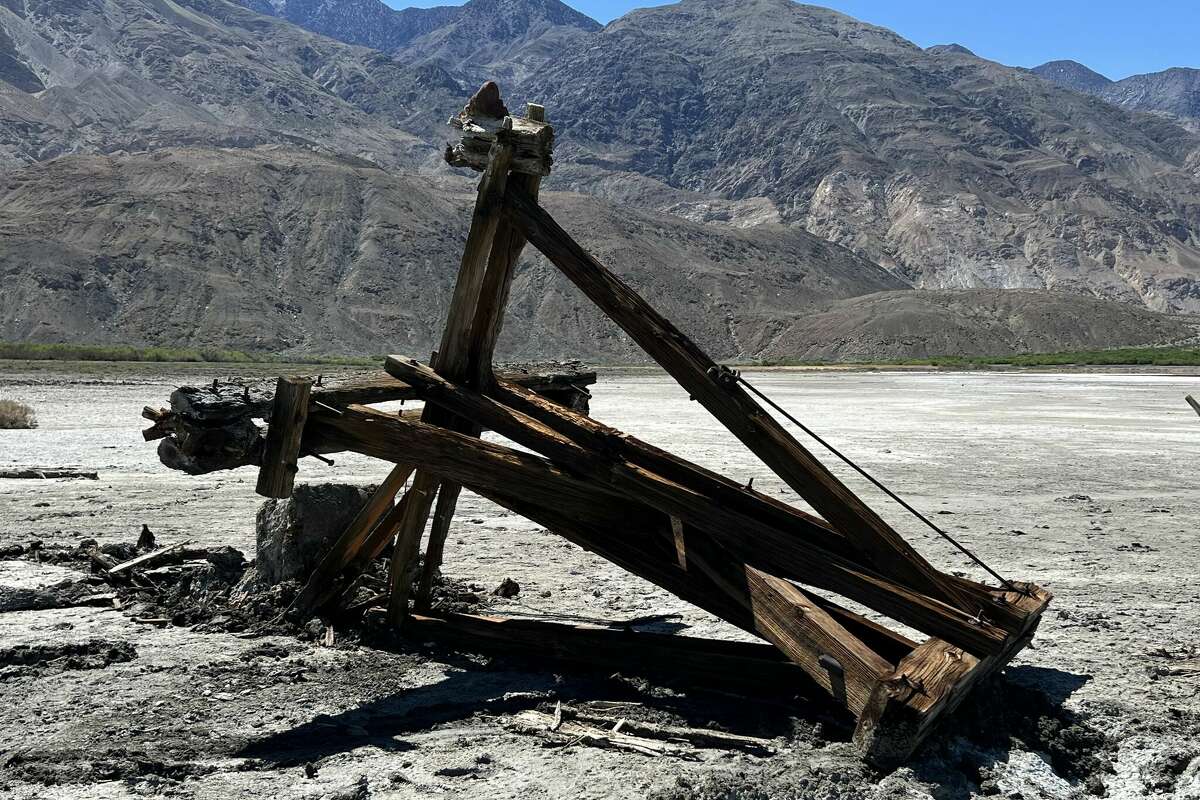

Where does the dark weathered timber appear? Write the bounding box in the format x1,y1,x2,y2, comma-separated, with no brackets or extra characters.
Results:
305,405,1010,656
464,104,548,391
415,104,550,612
474,476,916,666
501,187,974,614
467,479,893,710
167,367,596,423
404,612,820,694
153,367,594,477
1187,394,1200,418
413,482,463,613
255,377,311,498
853,584,1051,767
490,377,1034,635
386,133,517,627
387,473,440,625
668,521,891,715
445,96,553,177
288,465,415,617
381,357,1011,656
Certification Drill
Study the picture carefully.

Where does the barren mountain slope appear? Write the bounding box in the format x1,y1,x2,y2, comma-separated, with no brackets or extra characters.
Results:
0,0,463,169
1034,60,1200,124
235,0,599,85
521,0,1200,312
0,146,910,361
760,289,1198,362
1030,60,1114,95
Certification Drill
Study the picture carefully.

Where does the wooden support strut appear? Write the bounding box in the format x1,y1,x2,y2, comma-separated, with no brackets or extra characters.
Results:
413,102,549,613
306,402,1010,657
499,186,975,615
306,403,897,711
255,376,312,499
381,356,1015,655
385,107,519,627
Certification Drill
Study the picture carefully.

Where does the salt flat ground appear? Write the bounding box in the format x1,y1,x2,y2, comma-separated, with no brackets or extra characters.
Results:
0,363,1197,799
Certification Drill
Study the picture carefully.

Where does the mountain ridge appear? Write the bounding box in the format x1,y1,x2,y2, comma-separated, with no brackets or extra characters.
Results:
0,0,1198,360
1032,59,1200,124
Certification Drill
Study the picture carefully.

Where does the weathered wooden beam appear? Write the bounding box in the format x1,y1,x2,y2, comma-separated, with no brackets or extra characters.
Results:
414,101,551,613
671,521,892,714
384,124,517,628
413,482,463,613
386,473,440,625
256,377,311,498
381,357,1015,655
853,583,1051,768
167,368,595,424
465,465,916,664
501,187,974,614
305,404,1010,656
465,482,891,711
288,464,415,616
490,379,858,559
490,377,1030,634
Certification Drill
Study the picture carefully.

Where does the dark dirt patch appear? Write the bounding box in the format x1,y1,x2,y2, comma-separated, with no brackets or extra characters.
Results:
0,639,136,678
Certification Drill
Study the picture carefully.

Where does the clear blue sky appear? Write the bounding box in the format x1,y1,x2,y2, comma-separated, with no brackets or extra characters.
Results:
387,0,1198,80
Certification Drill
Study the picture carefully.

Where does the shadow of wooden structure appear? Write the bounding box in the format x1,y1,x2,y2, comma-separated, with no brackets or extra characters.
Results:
155,83,1051,769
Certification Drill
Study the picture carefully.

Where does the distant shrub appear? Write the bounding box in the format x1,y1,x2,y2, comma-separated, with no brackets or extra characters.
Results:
0,340,376,366
0,399,37,429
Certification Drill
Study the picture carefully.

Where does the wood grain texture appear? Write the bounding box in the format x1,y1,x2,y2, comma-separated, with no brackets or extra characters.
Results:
288,464,415,616
387,134,515,625
386,472,440,626
380,359,1007,655
853,583,1052,768
307,403,1009,656
501,187,973,614
255,376,311,499
415,124,546,611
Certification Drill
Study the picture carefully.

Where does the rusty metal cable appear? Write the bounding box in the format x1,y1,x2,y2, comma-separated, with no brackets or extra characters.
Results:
721,366,1020,592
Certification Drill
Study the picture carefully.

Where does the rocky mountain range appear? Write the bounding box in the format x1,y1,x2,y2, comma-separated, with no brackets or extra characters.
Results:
235,0,599,84
0,0,1198,361
1033,60,1200,126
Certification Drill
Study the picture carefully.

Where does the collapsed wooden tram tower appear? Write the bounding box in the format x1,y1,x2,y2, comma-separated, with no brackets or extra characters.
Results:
162,83,1051,767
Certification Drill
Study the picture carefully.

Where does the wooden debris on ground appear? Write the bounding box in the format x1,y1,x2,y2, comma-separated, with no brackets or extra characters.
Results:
107,541,191,576
0,469,98,480
502,710,700,759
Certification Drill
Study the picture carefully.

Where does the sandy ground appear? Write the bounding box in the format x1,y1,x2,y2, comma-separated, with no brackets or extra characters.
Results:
0,362,1198,799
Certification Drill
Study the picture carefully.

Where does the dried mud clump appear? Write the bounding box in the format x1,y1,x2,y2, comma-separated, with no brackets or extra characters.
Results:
0,399,36,429
0,640,136,679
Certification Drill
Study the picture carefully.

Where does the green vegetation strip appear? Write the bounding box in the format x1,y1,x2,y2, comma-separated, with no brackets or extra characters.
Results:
763,346,1200,368
0,341,378,366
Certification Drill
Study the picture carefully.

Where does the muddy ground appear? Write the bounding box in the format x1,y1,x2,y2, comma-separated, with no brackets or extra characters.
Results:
0,361,1198,799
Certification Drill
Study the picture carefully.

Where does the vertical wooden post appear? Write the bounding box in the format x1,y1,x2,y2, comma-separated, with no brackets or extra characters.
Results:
288,463,415,616
414,102,549,612
386,472,440,625
256,376,312,499
387,89,532,626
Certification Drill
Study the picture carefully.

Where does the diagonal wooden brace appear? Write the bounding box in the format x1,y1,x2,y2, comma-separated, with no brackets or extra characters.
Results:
499,186,976,614
305,404,1010,656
